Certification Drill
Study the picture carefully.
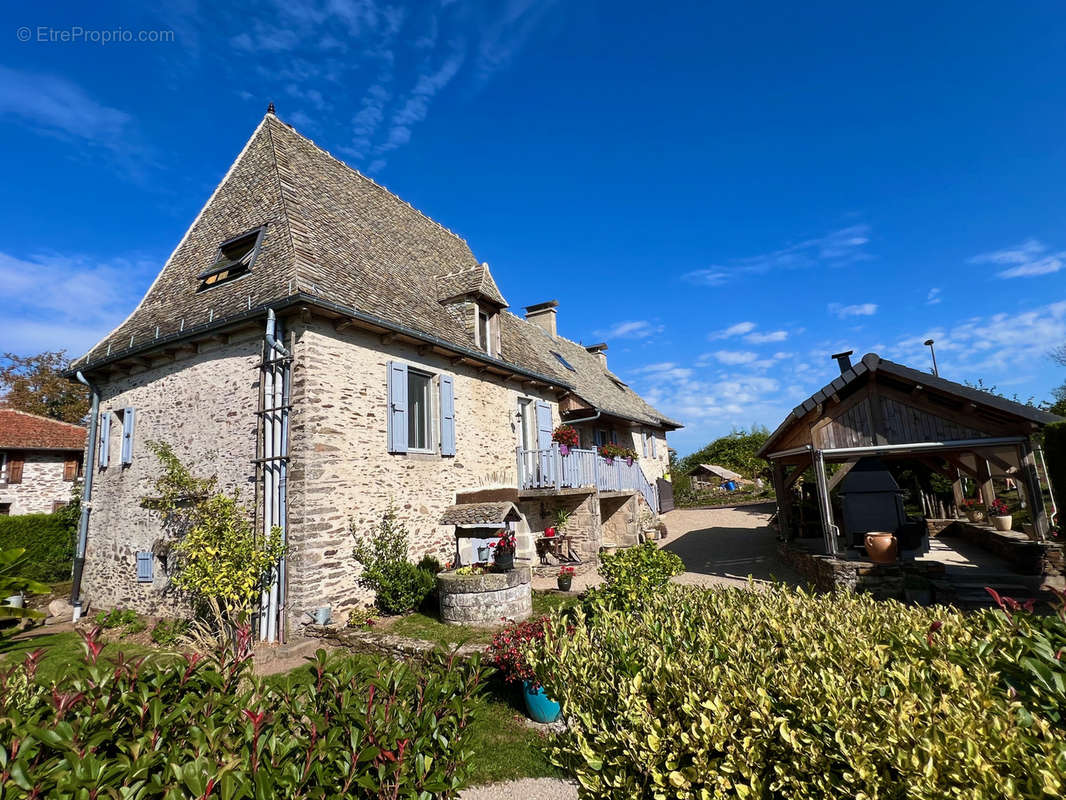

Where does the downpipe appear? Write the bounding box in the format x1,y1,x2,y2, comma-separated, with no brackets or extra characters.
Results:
71,371,100,621
261,309,290,643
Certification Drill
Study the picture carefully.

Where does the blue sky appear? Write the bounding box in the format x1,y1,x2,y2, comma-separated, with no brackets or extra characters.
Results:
1,1,1065,454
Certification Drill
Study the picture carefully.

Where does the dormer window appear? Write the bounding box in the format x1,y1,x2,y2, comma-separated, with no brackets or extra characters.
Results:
198,227,264,291
476,305,497,357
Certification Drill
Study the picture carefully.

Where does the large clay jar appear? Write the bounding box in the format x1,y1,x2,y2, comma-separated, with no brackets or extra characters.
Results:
865,532,898,564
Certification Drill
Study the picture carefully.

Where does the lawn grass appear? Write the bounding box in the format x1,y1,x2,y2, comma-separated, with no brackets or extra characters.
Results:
0,630,178,684
375,590,580,648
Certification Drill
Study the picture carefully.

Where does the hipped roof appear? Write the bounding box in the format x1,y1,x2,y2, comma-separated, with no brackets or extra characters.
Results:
73,114,678,431
0,409,86,451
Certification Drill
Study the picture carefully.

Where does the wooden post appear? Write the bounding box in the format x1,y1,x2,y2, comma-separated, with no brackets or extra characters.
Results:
977,458,995,509
1020,442,1050,540
951,466,965,517
772,461,792,538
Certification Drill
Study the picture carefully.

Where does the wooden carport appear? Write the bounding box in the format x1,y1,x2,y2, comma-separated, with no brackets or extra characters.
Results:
759,352,1061,555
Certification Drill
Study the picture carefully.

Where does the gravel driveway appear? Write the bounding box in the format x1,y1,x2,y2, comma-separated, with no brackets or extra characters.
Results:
460,778,578,800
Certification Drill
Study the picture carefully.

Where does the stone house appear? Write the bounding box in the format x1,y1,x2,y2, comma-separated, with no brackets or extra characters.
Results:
69,110,680,641
0,409,85,515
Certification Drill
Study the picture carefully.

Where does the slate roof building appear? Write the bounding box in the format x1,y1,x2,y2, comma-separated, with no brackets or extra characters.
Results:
69,111,681,640
0,409,86,515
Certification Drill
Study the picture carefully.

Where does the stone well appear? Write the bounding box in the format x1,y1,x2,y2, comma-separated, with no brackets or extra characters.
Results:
437,566,532,626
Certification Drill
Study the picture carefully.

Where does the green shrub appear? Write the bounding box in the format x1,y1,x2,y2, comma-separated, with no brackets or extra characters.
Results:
0,512,75,583
0,626,486,798
584,542,683,610
417,554,443,575
375,561,435,615
93,607,138,629
150,617,190,646
528,585,1066,799
352,506,435,614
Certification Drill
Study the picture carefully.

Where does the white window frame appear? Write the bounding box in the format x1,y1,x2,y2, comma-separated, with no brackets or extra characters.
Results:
0,452,6,482
406,368,437,454
476,306,495,357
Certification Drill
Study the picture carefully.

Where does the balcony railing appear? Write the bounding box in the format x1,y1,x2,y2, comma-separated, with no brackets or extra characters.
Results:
516,444,659,513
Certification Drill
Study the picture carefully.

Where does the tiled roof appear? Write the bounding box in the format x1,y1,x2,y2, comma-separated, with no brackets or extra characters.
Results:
73,113,679,431
0,409,86,451
689,464,742,480
440,502,522,527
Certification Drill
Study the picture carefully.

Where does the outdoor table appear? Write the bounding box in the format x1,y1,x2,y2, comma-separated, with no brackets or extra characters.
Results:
536,534,582,565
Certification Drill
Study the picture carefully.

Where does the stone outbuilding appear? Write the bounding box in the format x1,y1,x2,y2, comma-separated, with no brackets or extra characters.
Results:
66,110,681,641
0,409,85,515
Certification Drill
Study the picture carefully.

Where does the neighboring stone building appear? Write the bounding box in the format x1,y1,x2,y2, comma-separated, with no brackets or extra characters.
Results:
0,409,85,515
69,110,681,640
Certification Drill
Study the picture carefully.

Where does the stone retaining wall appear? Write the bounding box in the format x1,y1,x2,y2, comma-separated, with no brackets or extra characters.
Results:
778,542,946,601
928,519,1065,580
437,566,532,625
305,624,483,662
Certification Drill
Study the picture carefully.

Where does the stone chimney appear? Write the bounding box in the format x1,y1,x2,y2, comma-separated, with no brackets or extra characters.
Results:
585,342,608,368
524,300,558,338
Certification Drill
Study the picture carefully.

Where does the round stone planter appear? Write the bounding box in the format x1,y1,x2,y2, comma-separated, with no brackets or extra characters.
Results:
438,567,532,626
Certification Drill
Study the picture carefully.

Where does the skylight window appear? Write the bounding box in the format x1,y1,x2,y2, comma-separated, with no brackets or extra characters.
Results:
198,227,264,291
551,350,577,372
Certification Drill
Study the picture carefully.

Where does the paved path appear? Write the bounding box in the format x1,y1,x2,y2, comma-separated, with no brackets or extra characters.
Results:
460,778,578,800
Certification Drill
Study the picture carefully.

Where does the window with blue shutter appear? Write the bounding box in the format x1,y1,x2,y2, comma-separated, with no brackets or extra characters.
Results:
439,374,456,456
535,401,553,450
120,407,136,465
136,551,154,582
98,412,111,468
386,361,409,453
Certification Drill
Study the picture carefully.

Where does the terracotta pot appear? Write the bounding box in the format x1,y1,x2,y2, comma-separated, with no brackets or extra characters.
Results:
864,532,898,564
992,515,1013,532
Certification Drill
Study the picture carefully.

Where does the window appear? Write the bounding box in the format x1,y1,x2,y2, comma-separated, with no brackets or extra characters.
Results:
198,227,264,291
0,452,6,482
407,370,432,451
0,503,9,516
518,398,537,450
550,350,577,372
478,310,492,355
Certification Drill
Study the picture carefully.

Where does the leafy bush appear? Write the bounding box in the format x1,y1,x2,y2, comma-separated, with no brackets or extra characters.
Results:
417,554,443,575
352,507,435,614
0,626,486,798
150,617,190,646
677,426,771,481
93,608,138,629
0,547,49,627
0,511,76,583
528,585,1066,799
584,542,683,610
375,561,435,615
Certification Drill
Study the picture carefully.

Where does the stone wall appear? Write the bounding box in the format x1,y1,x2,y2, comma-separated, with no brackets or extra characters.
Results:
930,519,1065,582
284,318,559,631
81,334,262,614
778,542,946,601
0,452,78,515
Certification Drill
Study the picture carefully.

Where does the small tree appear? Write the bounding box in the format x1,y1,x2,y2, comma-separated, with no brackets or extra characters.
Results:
0,548,49,631
145,441,284,649
0,350,90,424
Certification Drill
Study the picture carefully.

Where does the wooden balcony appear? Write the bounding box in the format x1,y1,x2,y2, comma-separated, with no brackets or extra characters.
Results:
516,445,659,513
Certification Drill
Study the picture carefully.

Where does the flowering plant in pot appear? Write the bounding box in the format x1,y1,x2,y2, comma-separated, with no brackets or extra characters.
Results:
961,498,985,523
988,498,1012,531
487,616,560,723
490,531,517,571
599,443,638,465
557,566,575,591
552,424,579,456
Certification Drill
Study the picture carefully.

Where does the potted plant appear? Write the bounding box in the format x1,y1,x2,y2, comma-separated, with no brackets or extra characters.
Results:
552,424,579,456
487,617,560,723
557,566,575,591
961,498,985,523
490,530,517,571
989,498,1012,531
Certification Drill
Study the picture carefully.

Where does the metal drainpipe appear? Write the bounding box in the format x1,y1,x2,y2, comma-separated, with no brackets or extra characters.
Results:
71,371,100,621
263,309,290,643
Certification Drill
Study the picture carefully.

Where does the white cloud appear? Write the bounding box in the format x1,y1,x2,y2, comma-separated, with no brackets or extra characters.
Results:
969,239,1066,279
829,302,878,318
713,350,760,365
926,287,941,305
0,250,156,357
596,320,664,340
709,321,757,339
745,329,789,343
684,224,872,286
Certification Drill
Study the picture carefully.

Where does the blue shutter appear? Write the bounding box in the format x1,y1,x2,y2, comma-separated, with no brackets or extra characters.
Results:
120,407,136,465
136,551,154,582
98,412,111,468
439,374,456,457
386,361,409,453
535,401,553,450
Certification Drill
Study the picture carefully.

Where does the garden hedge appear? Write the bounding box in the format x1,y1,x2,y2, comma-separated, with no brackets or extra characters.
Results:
0,511,76,583
530,584,1066,799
